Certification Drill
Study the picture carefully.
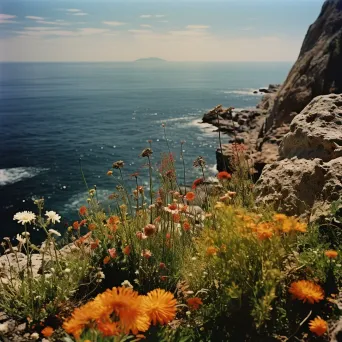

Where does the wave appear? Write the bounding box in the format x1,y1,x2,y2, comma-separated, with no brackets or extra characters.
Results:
223,89,262,96
0,167,48,186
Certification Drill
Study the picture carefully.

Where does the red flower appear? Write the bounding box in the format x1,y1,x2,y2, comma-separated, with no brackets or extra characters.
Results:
123,245,131,255
159,262,166,269
172,214,180,223
80,219,87,227
41,326,54,338
185,192,196,202
217,171,232,180
168,203,178,211
73,221,80,230
103,256,110,264
79,206,87,216
192,178,204,189
90,239,100,250
187,297,203,310
183,221,191,231
108,248,117,258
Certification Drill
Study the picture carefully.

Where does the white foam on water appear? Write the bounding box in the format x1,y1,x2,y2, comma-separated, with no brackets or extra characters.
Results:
223,89,262,96
186,118,218,137
0,167,48,186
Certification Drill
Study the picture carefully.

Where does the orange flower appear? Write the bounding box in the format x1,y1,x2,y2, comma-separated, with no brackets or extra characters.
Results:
159,262,166,269
73,221,80,230
187,297,203,310
88,223,96,231
144,224,156,237
192,178,204,189
206,246,218,256
90,239,100,250
141,249,152,259
41,326,54,338
289,280,324,304
96,320,120,336
75,232,92,247
143,289,177,325
123,245,131,255
107,170,113,176
79,206,87,216
172,213,180,223
103,256,110,264
80,219,87,226
325,250,338,259
256,225,273,241
185,192,196,202
183,221,191,231
107,216,120,232
180,205,188,213
309,316,328,336
217,171,232,181
108,248,117,258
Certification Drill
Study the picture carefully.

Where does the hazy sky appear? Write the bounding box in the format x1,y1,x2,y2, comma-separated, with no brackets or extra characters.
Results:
0,0,324,62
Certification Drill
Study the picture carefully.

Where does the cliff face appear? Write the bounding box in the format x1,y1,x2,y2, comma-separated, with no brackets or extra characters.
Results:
265,0,342,132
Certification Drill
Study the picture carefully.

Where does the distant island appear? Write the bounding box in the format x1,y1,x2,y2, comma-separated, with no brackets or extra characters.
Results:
134,57,167,63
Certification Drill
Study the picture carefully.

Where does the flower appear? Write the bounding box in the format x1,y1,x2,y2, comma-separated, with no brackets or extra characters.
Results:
121,280,133,289
141,148,153,158
144,224,156,237
193,156,206,168
96,321,120,337
187,297,203,310
108,248,117,258
13,211,36,225
88,223,96,231
48,229,61,237
159,262,166,269
214,202,225,210
103,256,110,264
16,234,27,244
220,192,237,202
113,160,125,169
41,326,54,338
73,221,80,230
309,316,328,336
206,246,218,256
90,239,100,250
183,221,191,231
141,249,152,259
289,280,324,304
107,170,113,176
107,216,120,232
123,245,131,255
325,250,338,259
185,192,196,202
192,178,204,189
79,206,88,216
143,288,177,325
45,211,61,224
136,231,148,240
172,213,180,223
217,171,232,180
80,219,87,226
30,332,39,340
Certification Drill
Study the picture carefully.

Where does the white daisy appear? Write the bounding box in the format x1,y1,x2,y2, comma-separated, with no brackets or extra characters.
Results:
121,280,133,288
16,234,26,244
13,211,36,225
45,211,61,224
48,229,61,237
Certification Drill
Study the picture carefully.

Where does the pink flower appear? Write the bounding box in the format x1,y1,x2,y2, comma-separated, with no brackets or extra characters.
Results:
108,248,117,259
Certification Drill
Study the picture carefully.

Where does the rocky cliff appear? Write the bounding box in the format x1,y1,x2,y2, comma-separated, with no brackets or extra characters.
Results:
264,0,342,132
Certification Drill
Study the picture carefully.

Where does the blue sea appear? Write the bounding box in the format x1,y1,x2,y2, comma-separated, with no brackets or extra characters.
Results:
0,62,291,239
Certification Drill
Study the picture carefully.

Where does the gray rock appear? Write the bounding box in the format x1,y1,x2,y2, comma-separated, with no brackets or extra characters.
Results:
280,94,342,161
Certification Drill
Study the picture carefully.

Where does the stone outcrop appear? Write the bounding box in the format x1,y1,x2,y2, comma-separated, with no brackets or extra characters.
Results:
256,94,342,222
264,0,342,132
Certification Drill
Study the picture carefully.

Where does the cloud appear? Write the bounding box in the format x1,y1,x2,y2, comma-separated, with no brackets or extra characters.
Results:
158,20,169,23
103,21,126,27
14,30,75,37
25,16,44,20
0,14,17,24
140,15,152,18
128,29,152,34
78,28,109,35
169,30,208,37
24,27,60,31
140,14,165,19
66,9,82,13
155,15,165,18
186,25,210,30
72,12,88,16
140,24,152,28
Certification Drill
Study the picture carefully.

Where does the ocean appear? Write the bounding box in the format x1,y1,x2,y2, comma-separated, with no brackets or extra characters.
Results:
0,61,291,240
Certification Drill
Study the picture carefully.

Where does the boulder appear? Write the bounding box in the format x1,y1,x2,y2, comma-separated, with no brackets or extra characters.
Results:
280,94,342,161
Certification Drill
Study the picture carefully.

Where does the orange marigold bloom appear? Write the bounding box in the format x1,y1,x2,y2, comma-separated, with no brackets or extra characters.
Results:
41,326,54,338
96,320,120,337
217,171,232,180
103,256,110,265
187,297,203,310
183,221,191,231
325,250,338,259
206,246,219,256
79,206,87,216
97,287,150,335
192,178,204,189
185,192,196,202
256,225,274,241
289,280,324,304
73,221,80,230
88,223,96,231
309,316,328,336
143,288,177,325
123,245,131,255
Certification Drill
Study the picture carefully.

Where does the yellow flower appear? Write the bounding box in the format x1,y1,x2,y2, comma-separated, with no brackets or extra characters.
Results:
325,250,338,259
289,280,324,304
143,289,177,325
206,246,219,256
214,202,225,209
309,316,328,336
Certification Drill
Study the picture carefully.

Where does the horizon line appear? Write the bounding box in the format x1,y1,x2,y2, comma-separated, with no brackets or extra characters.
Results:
0,60,295,63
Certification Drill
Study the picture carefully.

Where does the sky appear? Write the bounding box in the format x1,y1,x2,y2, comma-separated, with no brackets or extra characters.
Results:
0,0,325,62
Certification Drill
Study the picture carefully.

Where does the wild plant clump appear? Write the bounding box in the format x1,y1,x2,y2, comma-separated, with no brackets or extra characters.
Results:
0,125,340,341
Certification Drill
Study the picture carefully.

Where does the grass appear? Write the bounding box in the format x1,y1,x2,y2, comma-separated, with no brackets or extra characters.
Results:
0,126,341,341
